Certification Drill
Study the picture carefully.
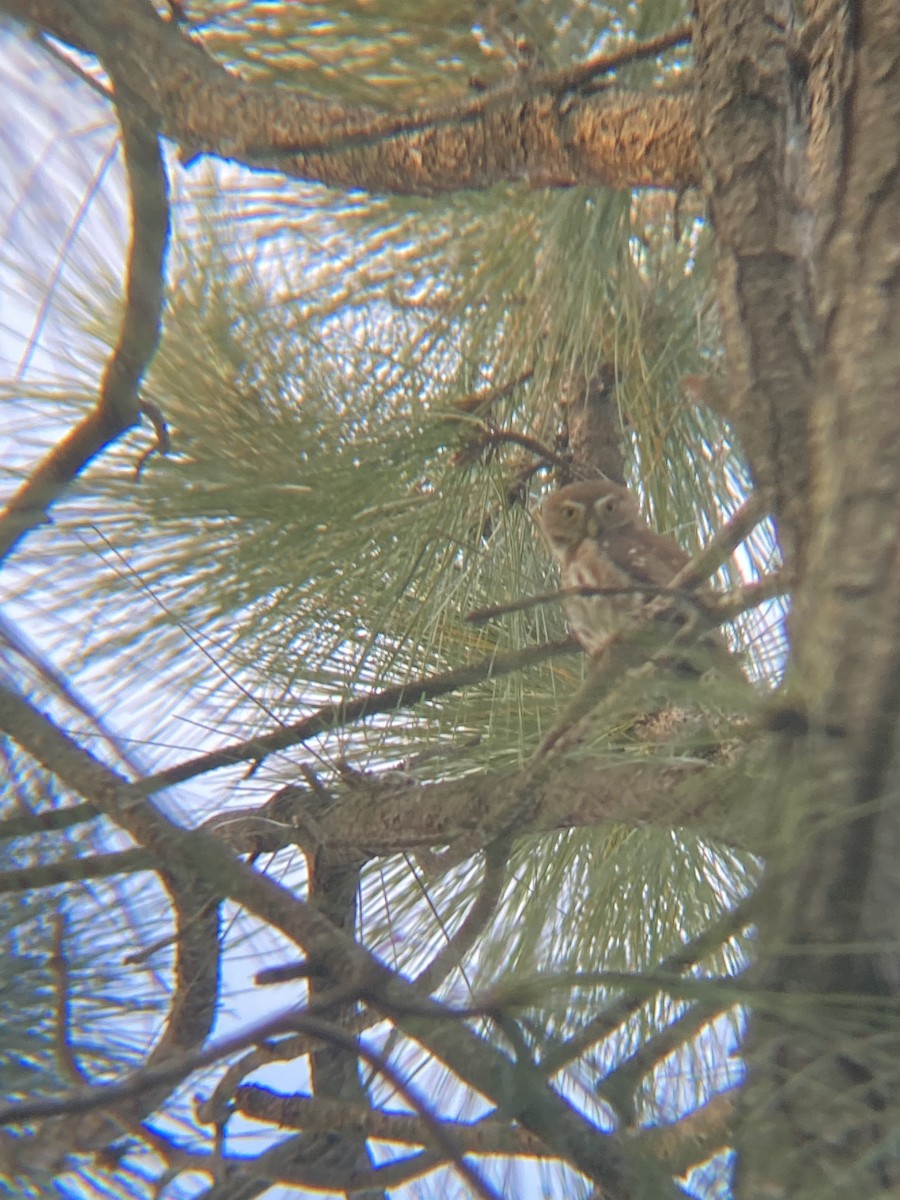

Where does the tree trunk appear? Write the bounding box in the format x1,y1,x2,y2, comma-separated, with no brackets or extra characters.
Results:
695,0,900,1192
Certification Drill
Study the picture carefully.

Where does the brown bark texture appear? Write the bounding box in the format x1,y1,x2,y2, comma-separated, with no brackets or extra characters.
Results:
693,0,900,1194
3,0,699,194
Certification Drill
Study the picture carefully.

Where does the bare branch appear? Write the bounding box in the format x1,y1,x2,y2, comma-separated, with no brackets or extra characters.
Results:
50,910,87,1086
234,1086,547,1154
0,610,143,776
0,680,380,978
549,24,693,95
0,848,150,894
453,371,534,415
244,1014,504,1200
0,802,99,840
467,583,719,626
452,422,572,473
0,683,641,1193
667,494,769,591
598,979,740,1130
0,78,169,563
134,397,171,478
709,573,789,622
640,1090,735,1173
0,993,351,1128
210,751,749,868
126,637,578,799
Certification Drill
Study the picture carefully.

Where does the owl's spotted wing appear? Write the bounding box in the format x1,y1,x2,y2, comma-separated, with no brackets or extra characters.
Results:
602,524,737,674
600,524,691,591
560,524,727,671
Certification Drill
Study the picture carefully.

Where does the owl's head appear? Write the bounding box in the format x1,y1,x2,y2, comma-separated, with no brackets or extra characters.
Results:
535,480,638,556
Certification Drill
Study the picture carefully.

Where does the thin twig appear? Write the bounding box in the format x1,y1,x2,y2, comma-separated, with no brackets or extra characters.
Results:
412,837,510,990
124,894,218,966
467,583,718,626
484,427,572,471
452,419,571,473
135,398,171,478
541,892,760,1075
123,637,578,800
550,23,693,95
453,371,533,414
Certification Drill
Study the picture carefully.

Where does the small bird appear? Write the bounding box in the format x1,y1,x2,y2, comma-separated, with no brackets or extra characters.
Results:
534,479,726,668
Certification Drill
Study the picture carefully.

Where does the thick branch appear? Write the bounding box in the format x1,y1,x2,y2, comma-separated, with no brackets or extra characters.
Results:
2,747,756,901
5,0,701,195
209,753,755,866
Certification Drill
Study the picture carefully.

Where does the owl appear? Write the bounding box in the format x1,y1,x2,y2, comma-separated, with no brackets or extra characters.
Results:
534,480,723,667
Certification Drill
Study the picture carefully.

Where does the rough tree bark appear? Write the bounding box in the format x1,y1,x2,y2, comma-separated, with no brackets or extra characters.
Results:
2,0,699,193
694,0,900,1193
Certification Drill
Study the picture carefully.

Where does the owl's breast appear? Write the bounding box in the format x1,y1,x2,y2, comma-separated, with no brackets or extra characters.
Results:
560,540,643,655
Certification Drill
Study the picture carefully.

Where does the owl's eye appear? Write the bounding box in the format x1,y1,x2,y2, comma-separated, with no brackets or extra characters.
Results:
560,504,578,520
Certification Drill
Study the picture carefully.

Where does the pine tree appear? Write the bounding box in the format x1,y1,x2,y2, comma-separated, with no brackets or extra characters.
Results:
1,3,898,1198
